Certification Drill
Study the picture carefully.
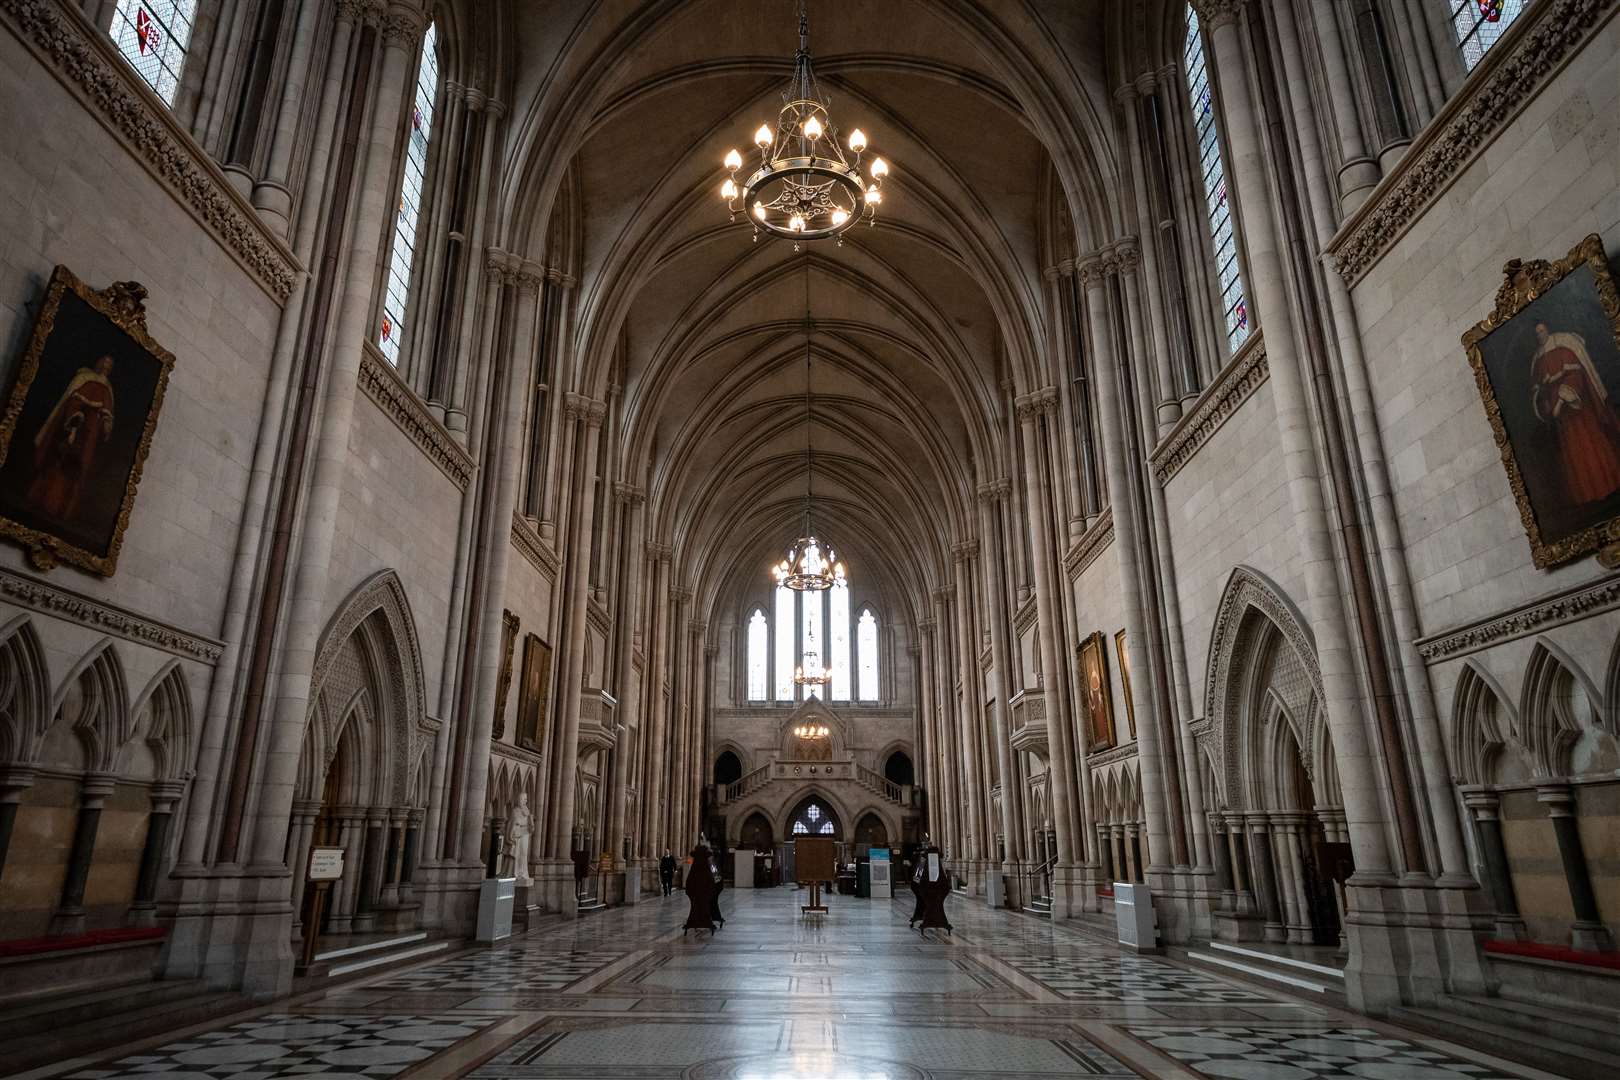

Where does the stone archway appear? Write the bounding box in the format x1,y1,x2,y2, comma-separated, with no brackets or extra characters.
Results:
287,571,434,940
1202,567,1344,947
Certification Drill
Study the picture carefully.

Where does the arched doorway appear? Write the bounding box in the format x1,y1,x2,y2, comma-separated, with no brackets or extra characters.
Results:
883,750,914,787
740,810,774,852
787,795,841,839
714,749,743,786
854,812,888,851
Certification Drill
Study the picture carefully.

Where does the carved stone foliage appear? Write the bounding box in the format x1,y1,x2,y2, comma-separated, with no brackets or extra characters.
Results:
1151,336,1268,486
1062,507,1114,578
358,347,475,490
0,566,223,663
303,570,431,807
512,512,560,579
1417,576,1620,661
1328,0,1618,284
0,0,298,301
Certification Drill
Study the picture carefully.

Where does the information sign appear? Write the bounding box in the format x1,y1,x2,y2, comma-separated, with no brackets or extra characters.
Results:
308,846,345,882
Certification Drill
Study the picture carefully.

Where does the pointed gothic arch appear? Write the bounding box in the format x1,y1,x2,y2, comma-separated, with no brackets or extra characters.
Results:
0,615,50,767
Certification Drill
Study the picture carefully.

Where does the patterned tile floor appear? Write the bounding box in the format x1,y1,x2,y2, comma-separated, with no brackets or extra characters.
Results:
19,888,1575,1079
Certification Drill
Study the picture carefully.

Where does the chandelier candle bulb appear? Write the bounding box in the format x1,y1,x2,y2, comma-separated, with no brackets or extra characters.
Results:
724,148,743,171
755,124,774,148
721,178,738,199
803,114,823,139
848,128,867,153
870,157,888,178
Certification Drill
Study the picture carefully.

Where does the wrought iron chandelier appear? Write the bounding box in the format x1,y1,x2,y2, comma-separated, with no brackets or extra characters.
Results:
720,0,890,247
772,259,846,592
794,625,835,687
793,723,831,739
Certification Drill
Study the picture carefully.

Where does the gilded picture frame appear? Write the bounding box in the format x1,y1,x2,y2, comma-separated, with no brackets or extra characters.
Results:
1115,628,1136,741
1462,234,1620,568
1079,631,1114,750
492,610,520,741
0,266,175,575
516,633,552,754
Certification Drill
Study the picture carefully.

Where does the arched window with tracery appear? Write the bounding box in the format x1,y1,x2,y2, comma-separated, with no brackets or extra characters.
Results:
1445,0,1530,71
774,585,795,701
829,583,851,702
857,608,879,701
1183,5,1249,355
789,800,839,837
377,21,440,362
746,609,769,702
111,1,196,105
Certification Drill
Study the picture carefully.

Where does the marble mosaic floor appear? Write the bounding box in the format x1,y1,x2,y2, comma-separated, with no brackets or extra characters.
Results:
17,889,1572,1079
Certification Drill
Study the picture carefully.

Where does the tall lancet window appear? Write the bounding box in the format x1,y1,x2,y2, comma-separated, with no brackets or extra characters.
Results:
802,584,823,700
829,583,851,702
746,609,769,702
378,21,440,363
1446,0,1530,70
857,609,879,701
774,585,795,702
1184,5,1250,354
111,1,196,105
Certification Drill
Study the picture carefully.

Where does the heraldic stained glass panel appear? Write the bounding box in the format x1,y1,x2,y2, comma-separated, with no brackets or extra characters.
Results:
111,1,197,105
1448,0,1531,71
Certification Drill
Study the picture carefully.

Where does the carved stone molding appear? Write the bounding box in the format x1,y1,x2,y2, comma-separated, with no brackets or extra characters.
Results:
1189,0,1247,29
1062,507,1114,578
1075,252,1109,288
358,346,475,490
951,539,979,562
0,0,300,301
1013,393,1043,424
1111,237,1142,274
976,478,1012,504
1327,0,1618,285
1416,577,1620,662
645,540,674,561
1150,334,1267,486
1088,742,1139,768
511,512,560,580
0,566,223,663
613,482,647,505
381,2,427,48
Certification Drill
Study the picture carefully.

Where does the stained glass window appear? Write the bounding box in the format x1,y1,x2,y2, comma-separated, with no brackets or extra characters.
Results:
857,609,879,701
819,820,835,834
1184,6,1250,354
829,584,851,702
793,820,808,835
747,609,769,701
1447,0,1530,71
111,1,196,105
775,585,795,701
378,22,440,363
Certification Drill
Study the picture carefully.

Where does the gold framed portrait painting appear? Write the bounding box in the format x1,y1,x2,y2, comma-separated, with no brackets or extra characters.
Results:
1114,629,1136,741
516,634,553,754
1079,631,1114,750
0,267,174,576
1462,234,1620,568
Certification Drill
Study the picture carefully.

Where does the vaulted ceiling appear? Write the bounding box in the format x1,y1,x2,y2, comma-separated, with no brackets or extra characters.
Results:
488,0,1149,630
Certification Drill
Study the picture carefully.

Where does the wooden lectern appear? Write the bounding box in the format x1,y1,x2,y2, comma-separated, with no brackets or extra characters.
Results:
795,837,835,916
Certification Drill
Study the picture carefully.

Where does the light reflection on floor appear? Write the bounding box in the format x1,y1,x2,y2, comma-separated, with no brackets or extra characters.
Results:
33,887,1565,1079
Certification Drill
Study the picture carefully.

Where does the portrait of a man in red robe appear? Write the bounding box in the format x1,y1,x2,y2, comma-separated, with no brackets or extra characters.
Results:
1466,238,1620,566
25,355,118,527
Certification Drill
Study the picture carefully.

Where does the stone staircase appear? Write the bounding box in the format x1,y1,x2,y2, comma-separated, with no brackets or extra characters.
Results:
304,930,452,978
1022,893,1053,918
0,976,252,1074
577,889,607,914
1182,941,1346,1000
1389,992,1620,1080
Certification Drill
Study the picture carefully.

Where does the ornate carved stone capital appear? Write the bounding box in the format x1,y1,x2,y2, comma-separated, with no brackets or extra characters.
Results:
382,3,427,47
975,479,1011,504
932,585,955,602
1112,237,1142,274
951,539,980,563
335,0,370,24
1037,387,1060,413
1189,0,1246,29
485,247,517,284
562,392,590,422
1075,253,1109,289
645,540,674,561
584,399,609,429
670,585,693,603
1013,393,1044,425
917,617,937,632
613,482,647,505
514,259,546,293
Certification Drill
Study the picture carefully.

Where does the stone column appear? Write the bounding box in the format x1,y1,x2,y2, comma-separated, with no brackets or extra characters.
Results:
353,811,386,927
1074,254,1178,877
1461,789,1525,941
0,766,36,886
1537,786,1614,952
1209,813,1235,910
284,799,321,939
951,541,986,874
1190,0,1400,884
127,781,185,928
1247,817,1285,943
977,481,1024,876
607,485,646,871
1115,81,1183,431
929,590,958,859
50,774,117,937
640,544,673,859
329,808,365,933
547,401,608,899
1014,397,1079,893
249,0,329,235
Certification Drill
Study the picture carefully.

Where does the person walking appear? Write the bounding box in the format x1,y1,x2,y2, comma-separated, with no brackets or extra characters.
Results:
659,849,676,896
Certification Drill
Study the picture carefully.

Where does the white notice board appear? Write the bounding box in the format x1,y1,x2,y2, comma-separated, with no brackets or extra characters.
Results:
869,848,891,899
308,846,345,882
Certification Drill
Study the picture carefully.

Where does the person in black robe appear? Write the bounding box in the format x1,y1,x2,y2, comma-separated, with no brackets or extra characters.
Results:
909,859,926,928
916,847,952,935
684,844,717,934
708,853,726,930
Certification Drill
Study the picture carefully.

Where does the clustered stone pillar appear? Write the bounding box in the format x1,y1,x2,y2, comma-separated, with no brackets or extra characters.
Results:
1461,789,1524,942
50,774,117,937
128,781,186,928
1537,785,1614,952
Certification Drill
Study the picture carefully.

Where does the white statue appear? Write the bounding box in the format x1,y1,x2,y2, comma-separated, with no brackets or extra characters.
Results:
509,791,534,886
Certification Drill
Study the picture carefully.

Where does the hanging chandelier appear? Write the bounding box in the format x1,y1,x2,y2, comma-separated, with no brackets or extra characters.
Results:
793,723,831,739
794,627,835,687
772,259,846,592
719,0,890,247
